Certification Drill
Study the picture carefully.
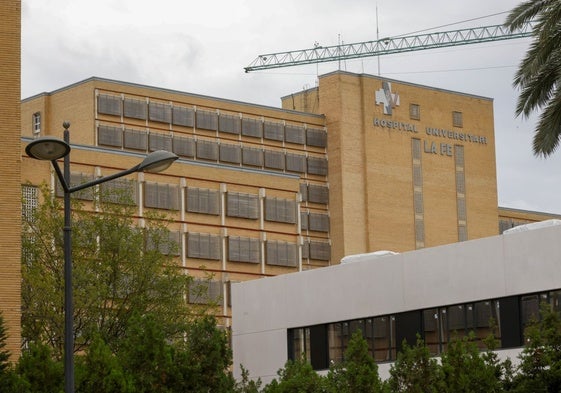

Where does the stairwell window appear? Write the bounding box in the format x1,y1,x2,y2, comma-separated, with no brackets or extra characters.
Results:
32,112,41,135
452,111,463,128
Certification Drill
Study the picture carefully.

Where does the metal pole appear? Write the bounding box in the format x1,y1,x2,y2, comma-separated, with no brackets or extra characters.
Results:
62,122,74,393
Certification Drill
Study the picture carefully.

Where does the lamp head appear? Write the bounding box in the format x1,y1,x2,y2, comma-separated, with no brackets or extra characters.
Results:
25,137,71,161
137,150,178,173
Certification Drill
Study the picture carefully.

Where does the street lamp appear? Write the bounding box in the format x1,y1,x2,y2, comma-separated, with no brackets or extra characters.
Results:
25,122,178,393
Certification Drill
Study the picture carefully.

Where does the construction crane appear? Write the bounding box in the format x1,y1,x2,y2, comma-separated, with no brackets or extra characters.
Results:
244,23,534,73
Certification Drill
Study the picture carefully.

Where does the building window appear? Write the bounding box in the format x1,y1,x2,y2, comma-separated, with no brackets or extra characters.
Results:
32,112,41,134
306,128,327,148
241,117,263,138
186,187,220,215
55,172,94,200
100,178,138,205
226,192,259,219
149,132,172,152
218,113,241,135
172,106,194,127
196,139,219,161
98,94,122,116
285,125,305,145
409,103,420,120
265,197,296,224
188,279,223,304
452,111,463,128
173,136,195,158
144,182,180,210
187,232,221,260
98,125,123,147
285,153,306,173
145,229,181,256
22,185,39,223
196,109,218,131
123,98,147,120
263,121,284,141
266,240,298,267
307,157,328,176
242,147,263,167
124,129,148,151
149,102,172,123
228,236,260,263
219,143,242,164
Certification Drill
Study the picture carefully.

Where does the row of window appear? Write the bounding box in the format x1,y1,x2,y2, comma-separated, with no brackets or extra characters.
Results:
155,231,331,264
98,126,328,176
97,94,328,148
288,289,561,370
55,177,330,231
408,104,463,128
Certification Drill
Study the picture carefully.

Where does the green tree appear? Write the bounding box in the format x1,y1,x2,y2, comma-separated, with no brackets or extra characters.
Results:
15,342,64,393
21,185,193,356
0,312,19,393
263,357,326,393
511,303,561,392
326,330,383,393
505,0,561,156
440,333,504,393
234,365,263,393
386,336,442,393
75,335,133,393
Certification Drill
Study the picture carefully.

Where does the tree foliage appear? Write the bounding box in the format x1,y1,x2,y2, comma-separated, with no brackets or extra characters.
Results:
505,0,561,156
510,303,561,392
387,336,442,393
21,185,193,356
327,330,384,393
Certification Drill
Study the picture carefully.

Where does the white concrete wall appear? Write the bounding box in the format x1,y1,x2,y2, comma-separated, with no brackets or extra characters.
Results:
232,224,561,383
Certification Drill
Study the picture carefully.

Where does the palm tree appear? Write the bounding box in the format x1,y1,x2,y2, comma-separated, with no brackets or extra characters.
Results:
504,0,561,157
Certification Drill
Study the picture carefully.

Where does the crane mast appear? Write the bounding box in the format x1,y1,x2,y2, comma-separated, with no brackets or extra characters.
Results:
244,23,533,73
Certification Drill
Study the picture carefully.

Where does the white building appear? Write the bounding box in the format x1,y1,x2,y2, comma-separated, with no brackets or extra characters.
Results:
232,221,561,382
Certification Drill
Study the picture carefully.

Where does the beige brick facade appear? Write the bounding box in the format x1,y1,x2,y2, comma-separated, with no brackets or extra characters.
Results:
19,73,558,330
0,0,22,360
283,72,499,262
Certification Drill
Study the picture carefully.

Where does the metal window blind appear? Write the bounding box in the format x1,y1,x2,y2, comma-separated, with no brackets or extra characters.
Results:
308,185,329,204
241,118,263,138
308,213,330,232
263,121,284,141
186,187,220,215
146,230,180,256
266,240,298,267
307,157,328,176
300,212,309,231
299,183,308,202
285,125,305,144
124,129,148,151
286,153,306,173
219,114,241,134
100,178,138,205
98,125,123,147
172,106,194,127
123,98,147,120
187,232,221,260
309,241,330,261
306,128,327,148
219,143,241,164
196,139,219,161
149,132,172,152
98,94,122,116
196,110,218,131
172,136,195,157
144,182,180,210
227,192,259,219
264,150,285,170
228,236,260,263
242,147,263,167
149,102,172,123
265,197,296,223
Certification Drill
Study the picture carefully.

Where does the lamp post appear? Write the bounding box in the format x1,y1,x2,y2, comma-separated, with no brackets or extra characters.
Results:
25,122,178,393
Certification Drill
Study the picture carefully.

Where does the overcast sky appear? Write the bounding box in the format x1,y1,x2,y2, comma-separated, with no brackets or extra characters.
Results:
21,0,561,215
